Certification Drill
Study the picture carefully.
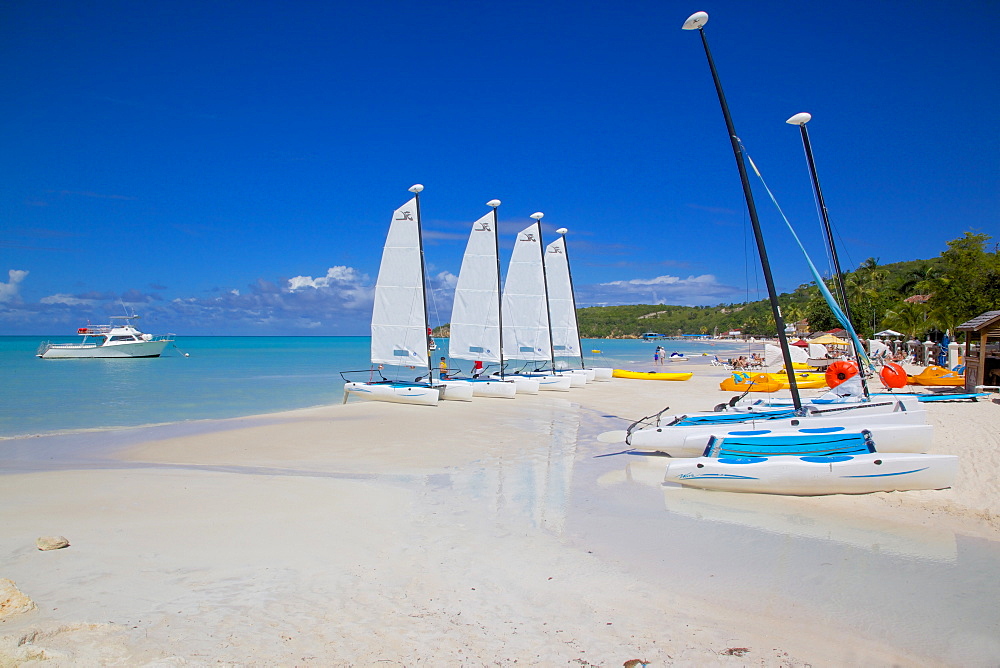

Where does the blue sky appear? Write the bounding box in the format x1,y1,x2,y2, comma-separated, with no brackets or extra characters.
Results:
2,0,997,335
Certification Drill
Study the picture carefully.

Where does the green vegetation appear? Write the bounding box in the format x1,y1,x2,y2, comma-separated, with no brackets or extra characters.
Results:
435,232,1000,341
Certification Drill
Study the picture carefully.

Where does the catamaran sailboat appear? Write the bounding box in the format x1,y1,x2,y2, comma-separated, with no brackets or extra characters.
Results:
611,12,957,495
342,185,472,406
544,228,612,381
447,200,521,398
498,216,571,391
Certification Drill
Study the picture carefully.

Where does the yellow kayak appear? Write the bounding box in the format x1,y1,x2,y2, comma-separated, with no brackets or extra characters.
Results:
719,373,781,393
762,372,828,390
907,365,965,387
613,369,693,381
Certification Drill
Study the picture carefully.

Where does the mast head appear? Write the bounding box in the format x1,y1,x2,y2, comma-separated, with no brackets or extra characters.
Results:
530,212,544,221
786,112,812,126
409,184,424,193
486,199,501,208
682,11,708,30
556,227,568,235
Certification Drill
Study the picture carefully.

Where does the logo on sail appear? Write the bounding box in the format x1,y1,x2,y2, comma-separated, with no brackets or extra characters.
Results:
475,221,492,232
547,245,563,254
395,210,414,221
521,233,536,242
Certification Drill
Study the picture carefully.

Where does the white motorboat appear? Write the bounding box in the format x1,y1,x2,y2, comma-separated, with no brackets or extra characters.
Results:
37,315,173,359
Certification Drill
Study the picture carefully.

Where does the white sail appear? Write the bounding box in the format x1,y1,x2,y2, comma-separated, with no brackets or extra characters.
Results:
449,211,502,363
764,342,807,366
370,196,429,369
544,237,580,359
501,223,551,362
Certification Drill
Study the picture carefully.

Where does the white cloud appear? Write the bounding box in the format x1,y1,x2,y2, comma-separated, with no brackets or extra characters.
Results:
0,269,28,303
432,270,458,289
578,274,743,306
601,275,719,288
0,263,387,335
40,293,100,306
288,266,363,291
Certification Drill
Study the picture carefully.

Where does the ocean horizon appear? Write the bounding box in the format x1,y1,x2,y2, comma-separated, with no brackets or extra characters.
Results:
0,335,750,438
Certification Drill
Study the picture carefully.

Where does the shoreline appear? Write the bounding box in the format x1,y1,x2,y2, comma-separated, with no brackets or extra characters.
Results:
2,368,999,665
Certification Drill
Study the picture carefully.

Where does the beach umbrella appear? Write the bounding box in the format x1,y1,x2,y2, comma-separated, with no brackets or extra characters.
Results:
875,329,902,337
811,333,849,345
792,339,809,347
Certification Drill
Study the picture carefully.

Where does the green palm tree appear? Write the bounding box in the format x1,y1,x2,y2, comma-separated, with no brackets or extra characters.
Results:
882,301,928,339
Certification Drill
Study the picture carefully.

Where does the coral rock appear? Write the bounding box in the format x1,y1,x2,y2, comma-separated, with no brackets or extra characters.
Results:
36,536,70,551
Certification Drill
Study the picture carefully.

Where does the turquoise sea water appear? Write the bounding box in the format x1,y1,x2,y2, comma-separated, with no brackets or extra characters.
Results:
0,336,748,438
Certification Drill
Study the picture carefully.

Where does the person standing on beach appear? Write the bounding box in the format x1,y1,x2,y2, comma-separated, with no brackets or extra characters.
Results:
653,348,660,366
439,356,449,380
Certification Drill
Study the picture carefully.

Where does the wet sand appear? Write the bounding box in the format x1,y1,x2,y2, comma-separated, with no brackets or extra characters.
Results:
2,364,999,665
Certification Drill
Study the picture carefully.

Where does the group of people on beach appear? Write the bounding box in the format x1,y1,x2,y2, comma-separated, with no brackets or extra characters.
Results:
728,353,763,370
438,357,484,380
652,346,667,365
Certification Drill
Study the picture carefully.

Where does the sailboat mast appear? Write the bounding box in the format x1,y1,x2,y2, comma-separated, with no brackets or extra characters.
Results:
488,199,505,379
789,117,852,314
410,183,434,384
787,113,871,398
682,12,801,410
531,212,558,373
557,228,586,370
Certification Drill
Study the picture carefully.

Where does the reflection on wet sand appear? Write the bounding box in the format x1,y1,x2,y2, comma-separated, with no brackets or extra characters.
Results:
596,458,957,563
447,401,580,535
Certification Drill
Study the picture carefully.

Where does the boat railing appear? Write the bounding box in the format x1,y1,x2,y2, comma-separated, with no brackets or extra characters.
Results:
340,368,390,383
624,405,673,444
77,325,112,335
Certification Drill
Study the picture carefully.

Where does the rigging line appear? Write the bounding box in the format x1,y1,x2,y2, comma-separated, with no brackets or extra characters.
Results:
740,204,763,358
802,141,838,284
798,139,858,288
740,143,872,371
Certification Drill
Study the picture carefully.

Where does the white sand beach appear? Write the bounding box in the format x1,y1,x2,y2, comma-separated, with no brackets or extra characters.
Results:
2,364,999,666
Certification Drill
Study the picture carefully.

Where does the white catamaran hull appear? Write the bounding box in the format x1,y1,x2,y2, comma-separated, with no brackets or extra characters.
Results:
630,423,934,458
663,453,958,495
492,375,540,394
38,340,170,359
439,380,475,401
591,367,613,381
526,374,572,391
732,395,924,413
466,379,518,399
343,382,442,406
627,408,927,450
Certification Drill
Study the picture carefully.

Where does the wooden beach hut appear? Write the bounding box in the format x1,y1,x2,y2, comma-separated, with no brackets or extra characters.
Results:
956,310,1000,391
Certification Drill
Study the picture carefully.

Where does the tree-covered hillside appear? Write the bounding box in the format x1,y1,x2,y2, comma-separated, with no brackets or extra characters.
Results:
436,232,1000,341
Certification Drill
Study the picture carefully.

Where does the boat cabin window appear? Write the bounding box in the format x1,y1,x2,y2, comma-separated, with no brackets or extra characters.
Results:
110,335,137,341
